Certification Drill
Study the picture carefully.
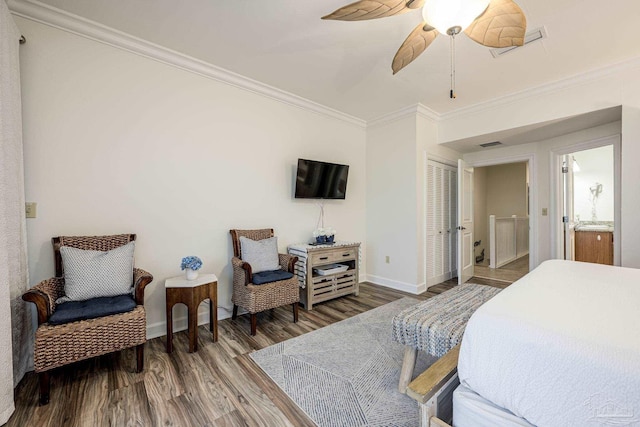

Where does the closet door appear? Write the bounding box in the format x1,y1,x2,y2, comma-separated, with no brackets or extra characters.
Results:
426,160,457,287
426,162,440,287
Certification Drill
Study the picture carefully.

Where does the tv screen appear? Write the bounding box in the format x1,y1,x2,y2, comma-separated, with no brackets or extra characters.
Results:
295,159,349,199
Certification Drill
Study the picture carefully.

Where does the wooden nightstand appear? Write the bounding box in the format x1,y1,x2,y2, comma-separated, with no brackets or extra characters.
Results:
165,273,218,353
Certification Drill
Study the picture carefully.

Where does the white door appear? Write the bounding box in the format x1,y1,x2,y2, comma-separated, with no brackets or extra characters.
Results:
426,160,458,287
457,159,474,284
563,155,576,260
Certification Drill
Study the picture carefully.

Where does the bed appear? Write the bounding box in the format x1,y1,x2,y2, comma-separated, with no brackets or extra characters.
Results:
455,259,640,426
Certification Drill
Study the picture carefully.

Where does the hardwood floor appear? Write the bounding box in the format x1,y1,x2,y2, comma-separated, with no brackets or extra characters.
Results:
8,279,506,427
473,255,529,283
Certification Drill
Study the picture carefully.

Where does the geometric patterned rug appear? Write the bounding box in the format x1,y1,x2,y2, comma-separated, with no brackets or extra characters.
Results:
250,297,437,427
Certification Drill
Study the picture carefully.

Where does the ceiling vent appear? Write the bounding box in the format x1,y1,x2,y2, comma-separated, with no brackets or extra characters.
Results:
490,27,547,58
479,141,503,148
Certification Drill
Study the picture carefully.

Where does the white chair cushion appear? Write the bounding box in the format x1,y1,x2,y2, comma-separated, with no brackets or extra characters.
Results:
57,241,135,303
240,236,280,273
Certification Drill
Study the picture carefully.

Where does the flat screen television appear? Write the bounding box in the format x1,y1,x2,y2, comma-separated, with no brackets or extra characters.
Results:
295,158,349,199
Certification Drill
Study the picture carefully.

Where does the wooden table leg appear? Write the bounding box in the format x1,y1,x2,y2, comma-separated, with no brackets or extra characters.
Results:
210,281,218,342
188,292,198,353
166,301,173,353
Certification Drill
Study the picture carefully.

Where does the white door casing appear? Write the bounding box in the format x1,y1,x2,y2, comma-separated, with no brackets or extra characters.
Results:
457,159,474,284
563,155,576,260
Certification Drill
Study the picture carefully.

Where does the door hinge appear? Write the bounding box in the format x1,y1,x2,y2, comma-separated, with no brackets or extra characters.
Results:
562,216,569,223
562,166,568,173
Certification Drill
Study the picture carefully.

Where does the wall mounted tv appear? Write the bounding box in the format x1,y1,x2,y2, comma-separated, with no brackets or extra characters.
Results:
295,158,349,199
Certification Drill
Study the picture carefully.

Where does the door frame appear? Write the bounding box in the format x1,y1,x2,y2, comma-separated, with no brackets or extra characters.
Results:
465,153,538,271
424,153,458,289
550,134,621,265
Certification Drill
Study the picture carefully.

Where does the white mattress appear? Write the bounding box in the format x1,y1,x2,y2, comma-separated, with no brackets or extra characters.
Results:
453,384,533,427
458,260,640,427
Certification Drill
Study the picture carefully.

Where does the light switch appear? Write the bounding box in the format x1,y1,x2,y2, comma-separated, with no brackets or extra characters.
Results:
541,208,548,216
25,202,37,218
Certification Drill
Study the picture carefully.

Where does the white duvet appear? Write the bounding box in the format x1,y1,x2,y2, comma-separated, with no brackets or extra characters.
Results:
458,260,640,427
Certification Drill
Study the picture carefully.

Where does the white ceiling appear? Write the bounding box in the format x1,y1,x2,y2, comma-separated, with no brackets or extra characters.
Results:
27,0,640,121
442,106,622,153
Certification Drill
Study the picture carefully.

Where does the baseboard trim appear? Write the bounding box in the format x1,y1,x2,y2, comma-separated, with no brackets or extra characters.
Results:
367,274,425,295
146,303,233,340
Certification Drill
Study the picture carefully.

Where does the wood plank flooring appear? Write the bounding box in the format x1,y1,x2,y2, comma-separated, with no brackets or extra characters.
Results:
8,278,507,427
473,255,529,283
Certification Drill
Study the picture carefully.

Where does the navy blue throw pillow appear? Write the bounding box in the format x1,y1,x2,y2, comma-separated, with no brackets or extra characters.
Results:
48,294,137,325
252,270,294,285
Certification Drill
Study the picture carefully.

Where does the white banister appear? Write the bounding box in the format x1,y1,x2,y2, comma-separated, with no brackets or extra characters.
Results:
489,215,529,269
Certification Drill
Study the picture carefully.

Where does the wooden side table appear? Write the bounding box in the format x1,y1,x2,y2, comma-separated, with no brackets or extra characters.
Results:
165,273,218,353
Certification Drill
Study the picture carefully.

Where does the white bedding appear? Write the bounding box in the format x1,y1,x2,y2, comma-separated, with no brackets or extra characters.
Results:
458,260,640,427
453,384,534,427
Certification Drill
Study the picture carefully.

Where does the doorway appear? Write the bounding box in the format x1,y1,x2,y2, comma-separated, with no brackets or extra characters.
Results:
471,161,530,283
560,144,617,265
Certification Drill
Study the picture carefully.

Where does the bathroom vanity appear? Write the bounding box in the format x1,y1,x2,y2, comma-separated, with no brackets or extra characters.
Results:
574,222,614,265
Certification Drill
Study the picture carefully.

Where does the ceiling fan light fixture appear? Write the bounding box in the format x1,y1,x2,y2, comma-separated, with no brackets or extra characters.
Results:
422,0,490,35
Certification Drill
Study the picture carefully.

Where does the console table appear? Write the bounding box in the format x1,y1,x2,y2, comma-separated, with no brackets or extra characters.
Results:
288,242,360,310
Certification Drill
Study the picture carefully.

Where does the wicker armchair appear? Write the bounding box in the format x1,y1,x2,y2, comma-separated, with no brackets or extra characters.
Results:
22,234,153,405
230,229,299,336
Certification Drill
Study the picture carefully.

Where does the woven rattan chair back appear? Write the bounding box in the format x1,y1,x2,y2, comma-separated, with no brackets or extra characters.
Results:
53,234,136,277
229,229,274,258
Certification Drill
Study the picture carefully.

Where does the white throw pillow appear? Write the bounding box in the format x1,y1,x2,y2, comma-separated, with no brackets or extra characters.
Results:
239,236,280,273
57,241,135,303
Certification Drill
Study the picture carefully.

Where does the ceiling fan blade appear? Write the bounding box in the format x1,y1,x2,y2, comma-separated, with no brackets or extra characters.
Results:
322,0,424,21
464,0,527,48
392,23,438,74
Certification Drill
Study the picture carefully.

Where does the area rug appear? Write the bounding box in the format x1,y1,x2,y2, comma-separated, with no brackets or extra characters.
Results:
250,297,437,427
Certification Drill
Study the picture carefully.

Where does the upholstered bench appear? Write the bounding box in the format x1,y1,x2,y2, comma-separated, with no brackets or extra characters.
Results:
392,283,501,392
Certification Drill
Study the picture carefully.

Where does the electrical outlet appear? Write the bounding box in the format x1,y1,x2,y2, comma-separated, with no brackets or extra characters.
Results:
541,208,548,216
25,202,37,218
385,256,390,264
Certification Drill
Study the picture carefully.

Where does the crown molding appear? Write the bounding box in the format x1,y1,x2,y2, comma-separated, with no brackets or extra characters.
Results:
8,0,367,128
367,103,439,128
439,55,640,121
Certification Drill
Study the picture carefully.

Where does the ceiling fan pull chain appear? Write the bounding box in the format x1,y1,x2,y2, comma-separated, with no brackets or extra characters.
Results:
450,33,456,99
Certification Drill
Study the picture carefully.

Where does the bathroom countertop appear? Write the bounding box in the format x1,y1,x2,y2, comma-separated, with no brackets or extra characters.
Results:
574,221,614,232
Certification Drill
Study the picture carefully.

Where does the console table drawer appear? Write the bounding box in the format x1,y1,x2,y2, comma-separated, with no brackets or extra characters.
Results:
311,270,356,287
310,248,357,265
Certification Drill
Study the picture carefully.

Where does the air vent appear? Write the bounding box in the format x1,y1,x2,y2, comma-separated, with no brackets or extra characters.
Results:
490,27,547,58
479,141,503,148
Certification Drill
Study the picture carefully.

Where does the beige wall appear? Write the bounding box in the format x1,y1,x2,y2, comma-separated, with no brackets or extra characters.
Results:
18,17,367,337
473,167,488,260
485,162,528,217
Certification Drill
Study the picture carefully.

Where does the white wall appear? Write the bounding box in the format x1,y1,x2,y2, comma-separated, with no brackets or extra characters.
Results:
17,18,367,337
463,122,621,266
572,146,614,222
439,60,640,268
485,162,528,217
366,115,418,291
473,167,487,259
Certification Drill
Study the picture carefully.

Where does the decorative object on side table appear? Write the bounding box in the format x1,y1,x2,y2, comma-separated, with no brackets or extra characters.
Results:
312,227,336,245
181,256,202,280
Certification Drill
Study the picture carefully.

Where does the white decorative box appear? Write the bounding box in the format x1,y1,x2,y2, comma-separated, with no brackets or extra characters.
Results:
313,263,349,276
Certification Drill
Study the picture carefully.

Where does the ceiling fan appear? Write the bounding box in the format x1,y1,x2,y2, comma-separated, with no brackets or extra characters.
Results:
322,0,527,97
